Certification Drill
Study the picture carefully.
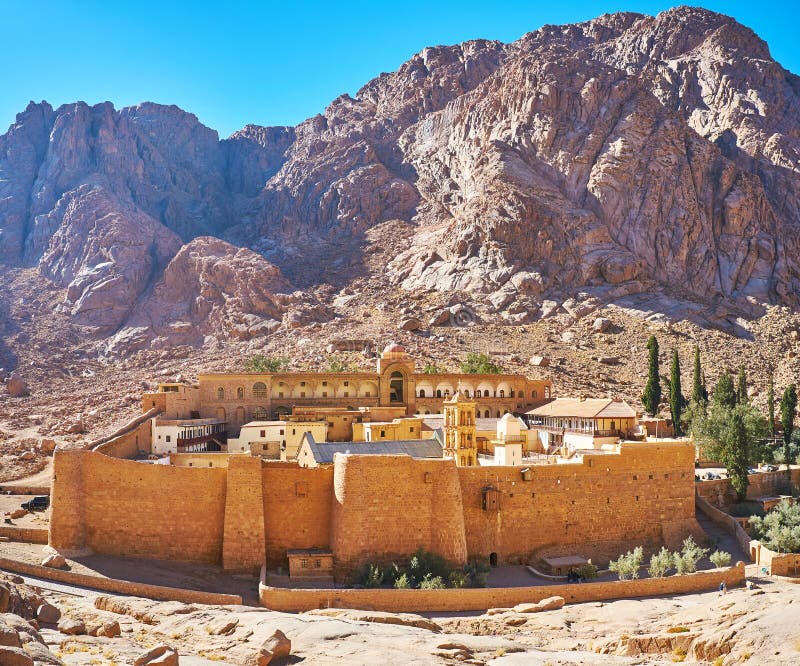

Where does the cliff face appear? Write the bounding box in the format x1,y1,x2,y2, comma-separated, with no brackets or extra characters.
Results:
1,6,799,350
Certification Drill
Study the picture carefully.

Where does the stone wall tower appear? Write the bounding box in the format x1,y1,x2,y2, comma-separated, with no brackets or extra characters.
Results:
442,391,477,466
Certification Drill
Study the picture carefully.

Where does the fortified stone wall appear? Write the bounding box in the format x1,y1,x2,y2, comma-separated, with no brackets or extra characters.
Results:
92,419,152,459
261,463,334,569
223,456,265,573
330,455,467,576
696,469,800,508
458,441,696,564
50,449,227,563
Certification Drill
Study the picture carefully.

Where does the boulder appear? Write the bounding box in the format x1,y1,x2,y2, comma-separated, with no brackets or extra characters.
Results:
0,584,9,613
594,356,619,365
36,603,61,624
6,373,29,397
512,596,565,613
529,356,550,367
41,554,66,570
592,317,612,332
0,618,21,647
398,317,422,331
97,620,121,638
39,439,56,454
19,450,35,461
9,509,27,520
245,629,291,665
428,309,451,327
17,640,63,665
56,618,85,635
0,646,34,666
134,644,179,666
65,416,84,434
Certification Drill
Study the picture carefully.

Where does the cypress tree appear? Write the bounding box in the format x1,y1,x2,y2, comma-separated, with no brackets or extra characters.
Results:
780,384,797,474
670,349,684,436
691,345,704,405
728,409,750,501
641,335,661,416
767,372,775,436
736,366,748,405
712,373,737,409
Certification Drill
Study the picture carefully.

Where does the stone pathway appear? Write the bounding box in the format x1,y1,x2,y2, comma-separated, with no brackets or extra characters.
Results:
696,510,749,564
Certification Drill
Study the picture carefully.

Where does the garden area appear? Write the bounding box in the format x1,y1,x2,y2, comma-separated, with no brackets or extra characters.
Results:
355,548,490,589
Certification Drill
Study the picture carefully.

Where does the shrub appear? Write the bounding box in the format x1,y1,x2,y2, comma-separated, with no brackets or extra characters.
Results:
448,571,468,588
648,546,675,578
419,574,446,590
393,573,410,589
709,550,732,568
406,547,450,587
326,355,353,372
574,560,599,581
749,499,800,553
609,546,644,580
460,352,502,374
667,626,690,634
674,536,709,574
422,363,443,374
244,354,288,372
463,558,491,588
355,563,384,588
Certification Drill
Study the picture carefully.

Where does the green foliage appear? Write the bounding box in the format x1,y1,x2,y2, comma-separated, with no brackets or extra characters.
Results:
693,398,769,499
406,547,449,587
691,346,707,407
609,546,644,580
462,558,491,588
709,550,732,568
712,373,737,409
641,336,661,416
674,537,709,574
749,499,800,553
244,354,289,373
459,352,502,374
356,563,384,588
781,384,797,473
573,560,599,581
648,546,675,578
419,574,446,590
326,355,354,372
728,501,765,519
447,571,468,588
767,372,775,436
393,573,410,589
422,363,443,374
669,349,684,436
736,366,748,405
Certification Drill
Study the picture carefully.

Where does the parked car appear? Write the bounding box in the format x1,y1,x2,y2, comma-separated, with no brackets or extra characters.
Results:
702,472,720,481
748,468,759,475
21,496,49,511
763,464,779,472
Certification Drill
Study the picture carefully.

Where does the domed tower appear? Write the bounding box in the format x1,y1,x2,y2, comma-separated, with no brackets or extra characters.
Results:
377,343,416,414
443,391,477,466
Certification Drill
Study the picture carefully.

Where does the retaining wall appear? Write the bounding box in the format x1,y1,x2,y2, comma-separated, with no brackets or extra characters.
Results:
694,493,752,558
0,526,49,544
696,469,800,508
0,557,242,605
259,562,745,613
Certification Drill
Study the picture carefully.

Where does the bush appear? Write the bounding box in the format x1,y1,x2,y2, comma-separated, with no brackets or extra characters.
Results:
448,571,468,588
355,563,384,588
648,547,675,578
326,355,353,372
419,574,446,590
463,558,491,588
460,352,502,374
609,546,644,580
406,547,450,588
674,537,709,574
749,499,800,553
728,501,765,518
393,573,410,589
573,560,599,581
709,550,732,568
244,354,288,372
422,363,443,374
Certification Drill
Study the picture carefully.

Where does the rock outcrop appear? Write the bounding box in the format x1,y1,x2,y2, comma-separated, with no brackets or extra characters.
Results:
1,6,800,351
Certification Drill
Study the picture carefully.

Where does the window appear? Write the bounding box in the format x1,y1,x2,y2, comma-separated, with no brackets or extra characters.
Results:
314,559,321,568
300,381,306,387
464,390,470,397
410,427,414,432
237,387,244,399
300,559,308,568
217,387,225,399
253,382,267,398
292,428,296,435
484,390,490,397
344,391,349,397
322,381,328,386
380,430,385,437
260,430,266,437
520,391,524,398
499,390,505,398
166,435,171,442
419,389,426,398
344,381,349,386
322,392,328,397
278,392,284,398
253,406,268,420
365,392,371,397
279,429,284,436
300,392,306,398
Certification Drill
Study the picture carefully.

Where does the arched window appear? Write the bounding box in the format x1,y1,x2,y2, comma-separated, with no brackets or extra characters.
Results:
253,382,266,398
237,387,244,400
253,406,268,420
510,389,515,397
520,391,525,399
464,390,470,397
389,371,404,403
444,389,451,397
499,390,505,398
484,390,490,397
217,387,225,400
496,410,501,418
216,407,226,420
484,409,490,418
419,389,426,398
436,389,442,398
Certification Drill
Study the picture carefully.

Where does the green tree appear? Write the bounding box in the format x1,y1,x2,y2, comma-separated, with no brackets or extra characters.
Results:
780,384,797,475
460,352,502,374
609,546,644,580
422,363,443,374
669,349,684,436
749,499,800,553
691,346,705,406
244,354,289,373
767,371,775,436
727,410,750,500
712,373,737,409
647,547,675,578
641,335,661,416
736,366,748,405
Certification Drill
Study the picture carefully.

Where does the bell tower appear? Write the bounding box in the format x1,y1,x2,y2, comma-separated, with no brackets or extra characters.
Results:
442,391,477,466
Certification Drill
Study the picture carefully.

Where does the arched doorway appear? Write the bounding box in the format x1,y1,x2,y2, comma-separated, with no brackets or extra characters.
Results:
389,371,404,404
489,552,498,567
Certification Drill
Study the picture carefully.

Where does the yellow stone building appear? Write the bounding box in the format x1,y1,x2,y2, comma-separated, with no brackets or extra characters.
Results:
442,392,478,466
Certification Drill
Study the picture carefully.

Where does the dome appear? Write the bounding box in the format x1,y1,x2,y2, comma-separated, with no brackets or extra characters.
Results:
500,413,516,422
381,342,407,357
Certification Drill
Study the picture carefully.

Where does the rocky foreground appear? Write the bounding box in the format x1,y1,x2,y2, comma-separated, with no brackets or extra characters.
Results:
1,570,799,664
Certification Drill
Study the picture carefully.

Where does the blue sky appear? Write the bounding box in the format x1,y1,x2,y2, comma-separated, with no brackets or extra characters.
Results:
2,1,798,138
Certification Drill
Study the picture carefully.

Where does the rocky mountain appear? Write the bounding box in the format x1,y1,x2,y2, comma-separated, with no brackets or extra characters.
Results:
1,6,800,356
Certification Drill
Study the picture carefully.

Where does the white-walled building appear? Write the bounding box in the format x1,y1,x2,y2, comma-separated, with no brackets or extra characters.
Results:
227,420,328,460
151,417,226,455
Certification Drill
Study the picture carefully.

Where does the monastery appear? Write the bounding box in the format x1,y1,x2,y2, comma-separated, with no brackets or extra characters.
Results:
48,343,700,584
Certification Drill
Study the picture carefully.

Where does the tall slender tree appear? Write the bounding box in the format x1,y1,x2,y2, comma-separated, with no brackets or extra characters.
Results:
641,335,661,416
780,384,797,475
691,346,704,405
670,349,684,436
736,366,748,405
767,371,775,436
728,410,750,501
713,373,737,409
